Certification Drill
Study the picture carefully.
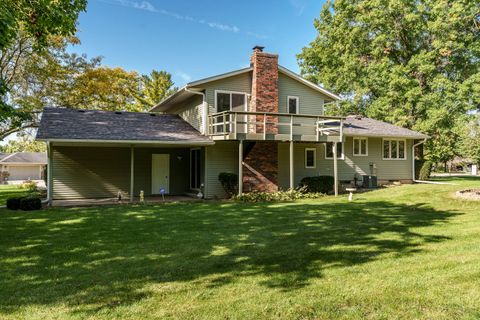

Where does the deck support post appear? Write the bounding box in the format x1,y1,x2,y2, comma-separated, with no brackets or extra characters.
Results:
333,141,338,196
47,141,53,206
130,145,134,202
238,140,243,196
289,140,294,189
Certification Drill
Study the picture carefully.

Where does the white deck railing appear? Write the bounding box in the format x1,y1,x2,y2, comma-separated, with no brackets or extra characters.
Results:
208,111,343,142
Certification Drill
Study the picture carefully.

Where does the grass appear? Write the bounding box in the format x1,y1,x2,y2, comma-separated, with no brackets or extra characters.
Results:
1,177,480,319
0,185,29,205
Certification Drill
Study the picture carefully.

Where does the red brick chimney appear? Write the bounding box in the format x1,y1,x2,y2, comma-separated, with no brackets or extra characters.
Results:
250,46,279,133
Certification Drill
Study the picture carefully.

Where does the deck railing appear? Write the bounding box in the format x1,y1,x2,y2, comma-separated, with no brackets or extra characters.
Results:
207,111,343,141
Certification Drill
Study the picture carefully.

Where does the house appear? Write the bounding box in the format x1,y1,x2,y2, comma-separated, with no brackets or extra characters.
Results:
0,152,47,183
36,47,428,203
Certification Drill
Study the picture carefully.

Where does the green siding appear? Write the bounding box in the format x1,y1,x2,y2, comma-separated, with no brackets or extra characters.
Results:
52,146,130,199
52,146,192,200
171,95,204,132
203,72,252,114
205,141,239,198
278,137,413,189
278,73,326,115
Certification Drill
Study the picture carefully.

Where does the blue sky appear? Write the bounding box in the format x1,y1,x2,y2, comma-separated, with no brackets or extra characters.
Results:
70,0,327,87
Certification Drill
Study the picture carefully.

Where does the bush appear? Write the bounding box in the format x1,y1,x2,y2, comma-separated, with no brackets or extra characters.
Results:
235,187,325,203
6,197,23,210
19,196,42,211
299,176,334,194
218,172,238,197
419,161,433,180
20,180,38,193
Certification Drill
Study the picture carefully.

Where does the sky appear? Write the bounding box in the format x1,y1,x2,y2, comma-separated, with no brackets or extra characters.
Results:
69,0,327,87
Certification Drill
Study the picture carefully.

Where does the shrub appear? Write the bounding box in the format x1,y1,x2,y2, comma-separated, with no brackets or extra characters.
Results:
414,160,424,179
6,197,23,210
20,180,38,193
234,187,325,203
299,176,334,194
218,172,238,197
419,161,433,180
19,196,42,211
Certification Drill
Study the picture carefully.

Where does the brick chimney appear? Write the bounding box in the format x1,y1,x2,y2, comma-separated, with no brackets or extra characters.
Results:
250,46,279,133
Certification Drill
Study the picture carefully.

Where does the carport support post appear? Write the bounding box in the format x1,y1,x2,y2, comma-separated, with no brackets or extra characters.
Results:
238,140,243,196
130,146,134,202
47,142,53,206
289,140,294,189
333,141,338,196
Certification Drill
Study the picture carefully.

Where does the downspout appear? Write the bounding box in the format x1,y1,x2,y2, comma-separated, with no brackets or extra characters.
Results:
412,138,427,182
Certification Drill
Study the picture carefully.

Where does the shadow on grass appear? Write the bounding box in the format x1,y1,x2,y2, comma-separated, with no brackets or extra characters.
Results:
0,199,457,314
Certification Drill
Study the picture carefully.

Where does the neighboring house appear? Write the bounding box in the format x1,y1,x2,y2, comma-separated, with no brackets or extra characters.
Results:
36,47,428,203
0,152,47,182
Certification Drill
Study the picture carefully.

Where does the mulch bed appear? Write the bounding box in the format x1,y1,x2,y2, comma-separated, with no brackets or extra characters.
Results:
456,189,480,201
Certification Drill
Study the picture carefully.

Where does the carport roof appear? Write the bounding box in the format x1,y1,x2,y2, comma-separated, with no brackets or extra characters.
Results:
36,107,214,145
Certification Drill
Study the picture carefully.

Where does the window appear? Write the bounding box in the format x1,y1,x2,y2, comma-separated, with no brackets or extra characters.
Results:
325,142,344,159
383,139,406,160
305,148,316,168
215,91,247,112
287,96,299,114
215,90,247,133
353,137,368,156
190,149,201,189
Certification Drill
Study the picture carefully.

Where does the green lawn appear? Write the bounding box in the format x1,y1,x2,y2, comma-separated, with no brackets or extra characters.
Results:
0,185,29,205
1,178,480,319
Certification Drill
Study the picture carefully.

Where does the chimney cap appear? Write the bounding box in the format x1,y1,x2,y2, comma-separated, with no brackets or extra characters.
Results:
252,45,265,52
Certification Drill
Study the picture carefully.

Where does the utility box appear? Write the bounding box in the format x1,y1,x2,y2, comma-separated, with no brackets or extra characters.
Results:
362,175,378,188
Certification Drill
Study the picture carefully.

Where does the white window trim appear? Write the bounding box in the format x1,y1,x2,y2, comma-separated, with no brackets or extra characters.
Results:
382,138,407,160
325,142,344,160
287,96,299,114
190,148,201,190
214,90,248,113
304,148,316,168
353,137,369,156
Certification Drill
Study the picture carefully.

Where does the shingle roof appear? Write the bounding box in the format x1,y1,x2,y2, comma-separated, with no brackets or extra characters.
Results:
343,116,429,139
36,107,213,144
0,152,47,164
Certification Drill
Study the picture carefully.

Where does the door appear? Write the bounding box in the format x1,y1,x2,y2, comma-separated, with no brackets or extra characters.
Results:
151,154,170,194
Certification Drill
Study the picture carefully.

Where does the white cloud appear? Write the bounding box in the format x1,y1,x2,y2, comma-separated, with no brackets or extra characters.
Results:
289,0,307,15
101,0,244,34
176,71,192,83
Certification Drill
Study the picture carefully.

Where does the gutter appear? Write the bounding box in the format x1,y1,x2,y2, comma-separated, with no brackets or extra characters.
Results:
185,88,208,135
412,138,427,182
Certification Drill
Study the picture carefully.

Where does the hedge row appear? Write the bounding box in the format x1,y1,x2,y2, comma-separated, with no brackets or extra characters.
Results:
6,196,42,211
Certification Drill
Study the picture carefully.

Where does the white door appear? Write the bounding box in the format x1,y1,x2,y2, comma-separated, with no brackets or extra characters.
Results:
151,154,170,194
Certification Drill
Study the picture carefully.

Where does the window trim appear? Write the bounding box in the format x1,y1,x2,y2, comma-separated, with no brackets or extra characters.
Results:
287,96,299,114
325,142,344,160
382,138,407,160
190,148,201,190
353,137,369,156
214,90,248,113
304,148,316,168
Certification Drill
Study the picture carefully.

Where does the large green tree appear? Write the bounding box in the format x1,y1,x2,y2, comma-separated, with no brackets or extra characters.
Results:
135,70,176,108
298,0,480,161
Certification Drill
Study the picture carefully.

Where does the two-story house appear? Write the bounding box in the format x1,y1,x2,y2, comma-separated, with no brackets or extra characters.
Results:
36,47,428,203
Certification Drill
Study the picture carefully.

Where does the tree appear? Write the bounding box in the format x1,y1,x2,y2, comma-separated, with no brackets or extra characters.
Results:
298,0,480,161
135,70,176,109
63,66,143,111
459,114,480,165
1,134,46,153
0,0,87,139
0,33,99,140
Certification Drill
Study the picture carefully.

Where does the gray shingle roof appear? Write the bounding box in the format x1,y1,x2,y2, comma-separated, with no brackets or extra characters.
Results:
0,152,47,164
36,107,213,144
343,116,429,139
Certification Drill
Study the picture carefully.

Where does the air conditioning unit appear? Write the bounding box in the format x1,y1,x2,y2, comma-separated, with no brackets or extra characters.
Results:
362,175,377,188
